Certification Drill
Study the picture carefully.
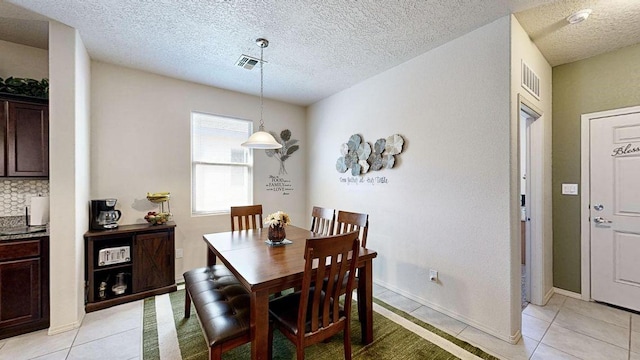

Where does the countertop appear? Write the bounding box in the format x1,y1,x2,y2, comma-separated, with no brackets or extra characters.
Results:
0,230,49,241
0,216,49,241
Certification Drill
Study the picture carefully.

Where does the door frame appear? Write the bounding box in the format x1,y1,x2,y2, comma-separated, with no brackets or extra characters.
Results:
580,105,640,301
518,94,546,306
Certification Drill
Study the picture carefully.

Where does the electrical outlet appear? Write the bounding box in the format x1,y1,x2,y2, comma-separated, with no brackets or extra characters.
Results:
175,248,184,259
429,269,438,282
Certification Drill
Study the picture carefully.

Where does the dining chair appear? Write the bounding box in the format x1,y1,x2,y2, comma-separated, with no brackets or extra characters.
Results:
335,210,369,247
230,204,263,231
310,206,335,236
334,210,369,320
268,231,360,360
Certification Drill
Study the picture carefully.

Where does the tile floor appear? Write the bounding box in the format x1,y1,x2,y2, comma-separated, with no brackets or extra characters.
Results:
375,284,640,360
0,285,637,360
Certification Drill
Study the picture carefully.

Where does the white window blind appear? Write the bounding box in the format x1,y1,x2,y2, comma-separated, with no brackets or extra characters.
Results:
191,112,252,214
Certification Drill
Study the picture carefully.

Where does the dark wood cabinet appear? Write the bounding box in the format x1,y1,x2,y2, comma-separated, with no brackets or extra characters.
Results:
133,231,174,292
0,236,49,340
84,223,176,312
0,96,49,178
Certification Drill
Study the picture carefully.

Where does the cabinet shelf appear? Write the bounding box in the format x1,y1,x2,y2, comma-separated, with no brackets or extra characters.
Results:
93,263,132,272
84,222,176,312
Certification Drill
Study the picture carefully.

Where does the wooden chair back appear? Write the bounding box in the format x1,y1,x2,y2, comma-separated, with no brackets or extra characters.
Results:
299,231,359,347
335,210,369,248
310,206,335,236
230,205,263,231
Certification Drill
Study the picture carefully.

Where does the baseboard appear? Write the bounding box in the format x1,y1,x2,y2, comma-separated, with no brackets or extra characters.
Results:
543,287,554,304
374,280,518,344
48,319,82,335
553,287,582,299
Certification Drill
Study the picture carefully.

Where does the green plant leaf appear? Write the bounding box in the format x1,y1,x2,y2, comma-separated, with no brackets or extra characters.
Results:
285,139,298,147
286,145,299,155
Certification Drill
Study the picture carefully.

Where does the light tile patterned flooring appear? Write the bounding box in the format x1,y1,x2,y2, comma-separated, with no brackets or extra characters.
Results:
0,284,637,359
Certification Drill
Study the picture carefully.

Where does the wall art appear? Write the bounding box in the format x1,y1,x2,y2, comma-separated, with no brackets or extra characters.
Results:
336,134,405,176
265,129,299,175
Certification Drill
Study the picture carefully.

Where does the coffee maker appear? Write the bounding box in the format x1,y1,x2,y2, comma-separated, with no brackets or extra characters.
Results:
90,199,122,230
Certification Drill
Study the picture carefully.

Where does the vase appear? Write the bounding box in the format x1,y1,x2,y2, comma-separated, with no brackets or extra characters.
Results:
268,224,286,242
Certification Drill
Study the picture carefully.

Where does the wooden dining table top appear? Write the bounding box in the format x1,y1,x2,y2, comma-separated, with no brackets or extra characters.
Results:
203,225,377,294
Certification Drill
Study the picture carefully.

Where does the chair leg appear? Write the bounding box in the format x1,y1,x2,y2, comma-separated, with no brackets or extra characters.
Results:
296,345,305,360
268,322,274,360
344,323,352,360
357,287,364,322
209,345,222,360
184,289,191,318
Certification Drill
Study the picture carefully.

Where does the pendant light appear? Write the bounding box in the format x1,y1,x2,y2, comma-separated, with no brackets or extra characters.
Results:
241,38,283,149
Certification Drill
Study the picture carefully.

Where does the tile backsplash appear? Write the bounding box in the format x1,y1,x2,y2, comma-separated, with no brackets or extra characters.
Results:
0,179,49,217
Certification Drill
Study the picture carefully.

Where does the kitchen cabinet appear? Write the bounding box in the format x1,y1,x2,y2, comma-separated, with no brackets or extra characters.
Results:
84,222,176,312
0,236,49,340
0,95,49,177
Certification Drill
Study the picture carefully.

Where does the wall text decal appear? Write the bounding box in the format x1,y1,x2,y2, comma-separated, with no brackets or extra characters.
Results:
339,176,389,185
265,175,294,196
611,143,640,157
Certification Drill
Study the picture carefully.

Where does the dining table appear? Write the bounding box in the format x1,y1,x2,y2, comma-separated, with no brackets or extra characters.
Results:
203,225,378,360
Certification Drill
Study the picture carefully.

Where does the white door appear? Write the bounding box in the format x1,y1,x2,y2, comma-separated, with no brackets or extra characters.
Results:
590,109,640,312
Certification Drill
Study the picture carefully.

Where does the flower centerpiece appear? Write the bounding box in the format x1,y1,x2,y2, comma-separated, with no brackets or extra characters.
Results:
264,211,291,243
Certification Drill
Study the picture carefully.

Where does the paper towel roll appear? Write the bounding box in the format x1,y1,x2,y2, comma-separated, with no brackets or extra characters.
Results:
30,196,50,226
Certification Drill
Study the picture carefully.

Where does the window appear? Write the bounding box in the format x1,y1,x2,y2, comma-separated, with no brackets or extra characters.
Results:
191,112,252,214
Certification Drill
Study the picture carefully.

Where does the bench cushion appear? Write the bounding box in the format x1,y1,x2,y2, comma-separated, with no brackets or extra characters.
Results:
184,266,250,347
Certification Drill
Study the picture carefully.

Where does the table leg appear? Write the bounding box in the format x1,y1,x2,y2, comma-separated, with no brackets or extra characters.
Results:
250,289,270,360
358,260,374,344
206,248,216,266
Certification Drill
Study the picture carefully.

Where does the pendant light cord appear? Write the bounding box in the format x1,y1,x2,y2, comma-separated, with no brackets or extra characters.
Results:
259,43,265,131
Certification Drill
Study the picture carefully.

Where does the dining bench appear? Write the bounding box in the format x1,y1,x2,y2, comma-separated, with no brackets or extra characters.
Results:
183,266,251,360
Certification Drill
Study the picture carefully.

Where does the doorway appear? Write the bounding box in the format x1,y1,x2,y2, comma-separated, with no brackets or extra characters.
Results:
517,94,547,308
519,101,540,307
580,105,640,311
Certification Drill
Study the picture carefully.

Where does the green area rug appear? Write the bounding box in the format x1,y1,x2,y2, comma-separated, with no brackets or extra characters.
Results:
143,289,499,360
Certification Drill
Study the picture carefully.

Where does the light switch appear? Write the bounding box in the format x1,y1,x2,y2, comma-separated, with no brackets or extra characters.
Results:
562,183,579,195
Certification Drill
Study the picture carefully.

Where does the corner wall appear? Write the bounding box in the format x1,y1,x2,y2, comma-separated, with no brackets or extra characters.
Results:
48,21,91,334
89,62,306,280
552,43,640,292
307,16,516,340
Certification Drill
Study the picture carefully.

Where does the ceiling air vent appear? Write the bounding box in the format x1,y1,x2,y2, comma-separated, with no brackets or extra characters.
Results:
521,61,540,100
235,54,260,70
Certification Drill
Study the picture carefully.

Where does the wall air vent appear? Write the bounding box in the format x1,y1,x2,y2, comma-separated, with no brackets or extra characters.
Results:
235,54,260,70
521,61,541,100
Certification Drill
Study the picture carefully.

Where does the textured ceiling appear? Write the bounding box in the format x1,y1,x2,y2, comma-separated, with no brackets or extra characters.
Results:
515,0,640,66
2,1,639,105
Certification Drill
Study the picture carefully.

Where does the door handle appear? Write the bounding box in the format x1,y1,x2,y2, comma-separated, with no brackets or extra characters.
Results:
593,217,612,224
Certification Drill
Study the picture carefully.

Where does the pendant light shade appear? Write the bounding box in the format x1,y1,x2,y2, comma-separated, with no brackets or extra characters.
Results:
242,129,282,149
241,38,282,149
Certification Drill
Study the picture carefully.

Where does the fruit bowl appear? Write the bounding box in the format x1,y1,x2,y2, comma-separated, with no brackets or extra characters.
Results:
146,192,170,203
144,211,171,225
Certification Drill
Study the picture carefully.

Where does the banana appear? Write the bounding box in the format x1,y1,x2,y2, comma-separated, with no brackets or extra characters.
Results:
147,191,170,197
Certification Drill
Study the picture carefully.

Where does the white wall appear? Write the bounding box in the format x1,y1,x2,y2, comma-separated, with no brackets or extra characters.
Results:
510,15,553,317
0,39,48,79
48,21,91,334
90,62,306,279
307,16,515,340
